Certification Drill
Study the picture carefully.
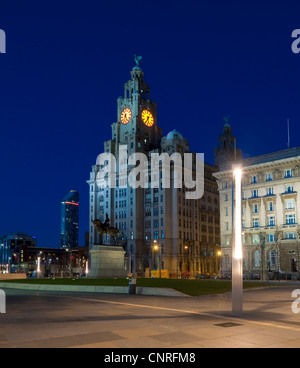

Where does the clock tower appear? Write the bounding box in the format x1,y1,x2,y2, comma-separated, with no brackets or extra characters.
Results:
112,59,162,157
88,58,221,278
88,58,163,274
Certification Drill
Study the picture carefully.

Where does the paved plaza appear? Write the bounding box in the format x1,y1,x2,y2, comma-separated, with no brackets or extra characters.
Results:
1,285,300,348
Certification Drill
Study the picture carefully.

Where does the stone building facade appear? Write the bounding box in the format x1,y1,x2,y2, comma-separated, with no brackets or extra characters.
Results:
87,62,221,277
214,125,300,279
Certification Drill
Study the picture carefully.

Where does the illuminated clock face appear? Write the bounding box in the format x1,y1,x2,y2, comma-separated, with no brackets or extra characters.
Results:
120,108,132,125
141,109,154,127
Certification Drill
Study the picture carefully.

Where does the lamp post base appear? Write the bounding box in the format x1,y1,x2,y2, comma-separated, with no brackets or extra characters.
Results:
232,257,243,317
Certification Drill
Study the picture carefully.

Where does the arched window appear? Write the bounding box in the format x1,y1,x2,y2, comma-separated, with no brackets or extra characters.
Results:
254,250,261,268
270,251,276,268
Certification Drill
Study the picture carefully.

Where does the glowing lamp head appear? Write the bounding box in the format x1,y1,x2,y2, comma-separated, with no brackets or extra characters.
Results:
234,168,242,181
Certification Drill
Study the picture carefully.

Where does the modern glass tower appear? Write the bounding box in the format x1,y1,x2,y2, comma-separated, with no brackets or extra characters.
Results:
60,190,79,250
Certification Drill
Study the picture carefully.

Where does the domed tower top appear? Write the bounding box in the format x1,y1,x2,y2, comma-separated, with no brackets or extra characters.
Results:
166,130,184,141
214,118,242,170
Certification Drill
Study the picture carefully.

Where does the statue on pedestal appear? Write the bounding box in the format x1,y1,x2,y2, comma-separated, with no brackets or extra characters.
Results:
93,214,120,246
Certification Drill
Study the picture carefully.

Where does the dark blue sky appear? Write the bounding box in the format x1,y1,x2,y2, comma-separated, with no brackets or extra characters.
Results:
1,0,300,247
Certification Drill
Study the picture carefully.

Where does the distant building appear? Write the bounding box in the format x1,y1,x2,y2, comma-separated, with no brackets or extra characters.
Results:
214,124,300,279
60,190,79,250
0,233,37,272
0,231,88,276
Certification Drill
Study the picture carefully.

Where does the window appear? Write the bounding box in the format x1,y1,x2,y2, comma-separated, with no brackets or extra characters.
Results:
254,250,261,268
270,251,276,268
154,231,159,240
266,173,273,181
285,169,293,178
225,194,228,202
286,213,296,225
268,216,276,226
252,175,258,184
267,201,274,212
252,234,260,244
285,199,295,210
285,184,294,194
225,207,229,216
153,219,159,228
251,189,259,198
252,217,259,228
286,232,296,240
253,204,259,213
266,187,273,196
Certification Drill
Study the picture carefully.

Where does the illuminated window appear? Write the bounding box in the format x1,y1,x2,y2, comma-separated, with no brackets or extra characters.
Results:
286,213,296,225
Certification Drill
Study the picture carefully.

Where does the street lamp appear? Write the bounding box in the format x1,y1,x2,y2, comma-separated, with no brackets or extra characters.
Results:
85,259,89,276
232,165,243,316
153,241,161,278
217,251,222,278
37,256,41,278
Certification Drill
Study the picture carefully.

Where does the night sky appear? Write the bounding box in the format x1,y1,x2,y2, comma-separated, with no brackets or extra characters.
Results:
1,0,300,247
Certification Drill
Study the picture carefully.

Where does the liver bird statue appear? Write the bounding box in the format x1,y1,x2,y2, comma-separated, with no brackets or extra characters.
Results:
134,55,143,67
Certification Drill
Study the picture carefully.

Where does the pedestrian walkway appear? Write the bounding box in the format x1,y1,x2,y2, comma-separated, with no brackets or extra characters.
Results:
0,285,299,348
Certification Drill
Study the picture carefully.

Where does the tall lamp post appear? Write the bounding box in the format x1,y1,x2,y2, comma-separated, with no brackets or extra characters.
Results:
232,165,243,317
217,251,222,279
153,241,161,278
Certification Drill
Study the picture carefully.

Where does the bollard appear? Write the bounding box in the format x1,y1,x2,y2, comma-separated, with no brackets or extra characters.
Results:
0,290,6,314
128,277,136,295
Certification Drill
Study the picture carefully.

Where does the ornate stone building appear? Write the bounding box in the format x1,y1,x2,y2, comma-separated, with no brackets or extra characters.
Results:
87,60,221,277
214,124,300,280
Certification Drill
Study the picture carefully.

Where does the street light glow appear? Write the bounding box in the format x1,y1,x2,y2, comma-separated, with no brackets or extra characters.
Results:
37,257,41,273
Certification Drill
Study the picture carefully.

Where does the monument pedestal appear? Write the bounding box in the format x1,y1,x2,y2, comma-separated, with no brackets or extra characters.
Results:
89,245,127,279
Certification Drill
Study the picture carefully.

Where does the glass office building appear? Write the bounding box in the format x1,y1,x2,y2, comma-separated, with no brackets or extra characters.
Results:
0,233,37,271
60,190,79,250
